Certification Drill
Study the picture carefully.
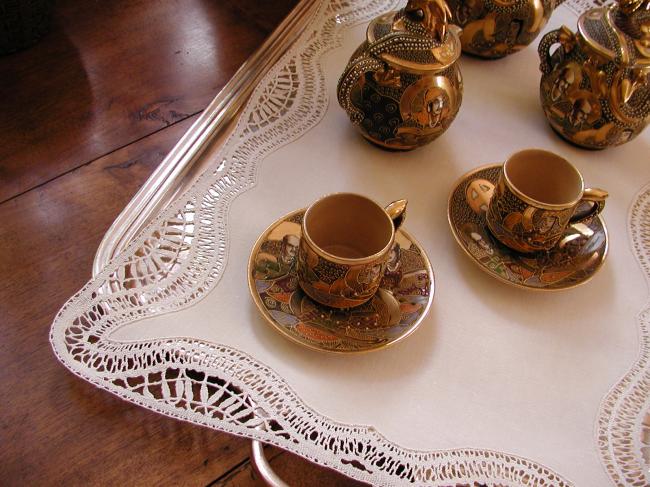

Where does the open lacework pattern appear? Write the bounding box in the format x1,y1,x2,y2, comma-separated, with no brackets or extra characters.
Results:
595,184,650,487
563,0,615,16
50,0,647,484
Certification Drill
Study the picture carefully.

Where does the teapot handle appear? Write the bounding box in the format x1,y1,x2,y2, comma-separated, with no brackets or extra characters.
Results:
538,26,574,75
336,51,384,125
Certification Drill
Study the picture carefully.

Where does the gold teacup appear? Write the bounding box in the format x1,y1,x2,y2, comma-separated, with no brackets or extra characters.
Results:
296,193,407,309
486,149,608,254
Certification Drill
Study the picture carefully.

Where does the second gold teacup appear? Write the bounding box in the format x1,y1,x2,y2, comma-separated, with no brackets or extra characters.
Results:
487,149,608,254
297,193,406,309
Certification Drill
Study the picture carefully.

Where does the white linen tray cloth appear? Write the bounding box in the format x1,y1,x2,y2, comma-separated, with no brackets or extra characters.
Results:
51,1,650,485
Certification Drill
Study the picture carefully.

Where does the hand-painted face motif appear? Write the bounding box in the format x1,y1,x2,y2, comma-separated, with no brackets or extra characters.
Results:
426,92,446,127
568,98,592,127
280,234,300,265
466,179,495,215
551,66,575,101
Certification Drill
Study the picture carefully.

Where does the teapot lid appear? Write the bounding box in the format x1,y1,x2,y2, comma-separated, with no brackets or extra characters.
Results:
578,0,650,67
366,0,461,73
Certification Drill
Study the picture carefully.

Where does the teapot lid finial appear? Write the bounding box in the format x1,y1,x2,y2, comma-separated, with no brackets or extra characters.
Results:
366,0,461,72
578,0,650,66
616,0,650,61
618,0,649,16
395,0,453,43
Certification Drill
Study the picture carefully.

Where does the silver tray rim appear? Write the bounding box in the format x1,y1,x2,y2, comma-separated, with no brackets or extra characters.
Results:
92,0,321,278
91,2,320,484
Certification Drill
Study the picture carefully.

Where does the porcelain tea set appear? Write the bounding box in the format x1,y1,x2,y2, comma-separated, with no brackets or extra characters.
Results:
248,149,609,352
247,0,636,353
337,0,649,150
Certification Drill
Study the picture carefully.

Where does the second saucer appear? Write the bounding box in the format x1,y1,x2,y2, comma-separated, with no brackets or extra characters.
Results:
448,164,608,291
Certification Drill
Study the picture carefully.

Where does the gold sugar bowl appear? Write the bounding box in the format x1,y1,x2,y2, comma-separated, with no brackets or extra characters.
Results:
447,0,557,58
337,0,463,150
538,0,650,149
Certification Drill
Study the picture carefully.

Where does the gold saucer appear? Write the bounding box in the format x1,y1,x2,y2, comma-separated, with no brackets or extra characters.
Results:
448,164,609,291
248,209,434,353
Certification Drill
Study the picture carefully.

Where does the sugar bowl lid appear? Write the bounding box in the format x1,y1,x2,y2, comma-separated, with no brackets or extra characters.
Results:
366,0,462,73
578,0,650,67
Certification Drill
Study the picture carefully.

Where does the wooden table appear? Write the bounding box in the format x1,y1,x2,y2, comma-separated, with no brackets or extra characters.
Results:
0,1,361,484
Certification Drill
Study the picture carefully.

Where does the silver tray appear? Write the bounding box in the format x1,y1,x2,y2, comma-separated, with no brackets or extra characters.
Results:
92,1,319,483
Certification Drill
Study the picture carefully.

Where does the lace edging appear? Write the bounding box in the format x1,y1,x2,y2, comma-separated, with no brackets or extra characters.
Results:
49,1,647,484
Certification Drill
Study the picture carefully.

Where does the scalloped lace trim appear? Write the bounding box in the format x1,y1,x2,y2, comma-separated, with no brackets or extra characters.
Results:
596,184,650,486
50,1,647,485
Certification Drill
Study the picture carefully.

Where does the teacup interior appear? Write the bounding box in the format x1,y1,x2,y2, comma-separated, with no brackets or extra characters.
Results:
505,149,583,205
304,193,393,259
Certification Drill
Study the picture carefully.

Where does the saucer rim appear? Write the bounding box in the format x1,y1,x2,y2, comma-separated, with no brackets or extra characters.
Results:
247,207,435,354
446,163,609,292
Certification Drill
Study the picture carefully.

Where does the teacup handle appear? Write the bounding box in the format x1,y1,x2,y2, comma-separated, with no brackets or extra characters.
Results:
570,188,608,224
385,199,407,231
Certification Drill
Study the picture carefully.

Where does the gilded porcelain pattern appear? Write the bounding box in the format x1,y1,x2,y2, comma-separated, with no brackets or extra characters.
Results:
337,0,463,150
486,175,575,253
296,237,387,308
250,210,434,353
449,165,608,290
447,0,556,58
538,2,650,149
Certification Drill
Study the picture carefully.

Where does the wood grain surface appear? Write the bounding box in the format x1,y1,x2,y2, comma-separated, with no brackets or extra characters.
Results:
0,0,364,485
0,0,268,203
